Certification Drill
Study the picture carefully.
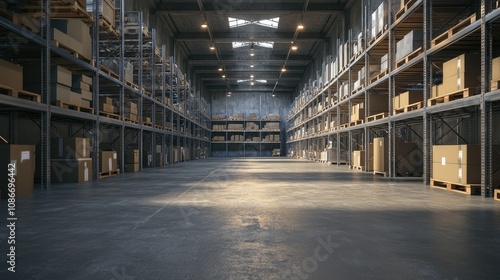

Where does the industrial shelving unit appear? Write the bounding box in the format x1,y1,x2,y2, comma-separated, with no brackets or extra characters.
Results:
211,116,281,157
287,0,500,197
0,0,211,188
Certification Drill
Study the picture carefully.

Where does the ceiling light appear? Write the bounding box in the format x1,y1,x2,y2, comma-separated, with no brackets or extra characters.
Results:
250,52,255,57
210,43,215,50
272,94,276,97
297,23,304,29
251,82,255,86
222,75,226,78
291,45,298,50
201,23,208,28
250,64,254,68
218,67,223,71
281,68,287,72
250,74,254,78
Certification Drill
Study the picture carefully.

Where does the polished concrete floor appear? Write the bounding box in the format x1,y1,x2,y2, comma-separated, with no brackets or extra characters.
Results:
1,157,499,279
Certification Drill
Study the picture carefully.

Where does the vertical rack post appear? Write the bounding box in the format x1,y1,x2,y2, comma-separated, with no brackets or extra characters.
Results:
41,0,51,190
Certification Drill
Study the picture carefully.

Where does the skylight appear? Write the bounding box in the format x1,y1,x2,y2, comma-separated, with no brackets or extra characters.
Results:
237,79,267,84
228,17,280,29
232,42,274,49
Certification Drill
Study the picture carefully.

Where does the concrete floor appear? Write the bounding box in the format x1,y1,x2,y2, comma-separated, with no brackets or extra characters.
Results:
1,157,499,280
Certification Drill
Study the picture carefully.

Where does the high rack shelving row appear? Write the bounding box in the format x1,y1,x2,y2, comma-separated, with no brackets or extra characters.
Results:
287,0,500,197
0,0,211,189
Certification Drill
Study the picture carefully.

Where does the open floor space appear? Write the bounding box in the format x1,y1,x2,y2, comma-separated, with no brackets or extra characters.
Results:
1,158,499,279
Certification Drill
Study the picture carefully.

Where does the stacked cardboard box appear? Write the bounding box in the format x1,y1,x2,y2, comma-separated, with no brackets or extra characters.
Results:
396,30,423,62
380,53,389,72
491,56,500,90
432,145,500,184
231,112,244,119
373,137,421,174
100,150,118,173
124,101,138,122
338,42,350,70
72,74,92,107
246,122,259,130
350,103,365,122
0,145,35,198
355,65,380,89
228,123,244,130
51,19,91,60
432,53,481,97
351,94,388,122
263,122,280,131
393,91,422,111
143,116,152,124
0,59,23,90
247,113,258,120
230,135,244,142
125,61,134,84
212,136,225,142
99,96,115,113
86,0,115,27
125,149,139,172
51,137,92,183
212,124,225,131
352,150,365,167
371,2,387,40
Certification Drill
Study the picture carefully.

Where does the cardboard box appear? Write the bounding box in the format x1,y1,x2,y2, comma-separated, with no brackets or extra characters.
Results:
440,72,480,95
51,84,72,103
398,91,422,108
125,163,139,172
0,59,23,90
381,53,389,71
51,159,92,183
100,103,114,113
80,99,91,108
0,145,35,199
51,137,91,159
126,149,139,164
51,19,91,59
350,103,365,122
52,28,83,57
396,30,423,62
70,91,81,106
373,137,388,172
100,150,118,173
432,145,481,166
82,74,92,84
352,150,365,167
81,89,92,101
431,145,487,184
125,62,134,83
100,96,112,105
143,117,152,123
374,138,421,173
368,94,389,115
432,162,480,184
124,112,138,122
124,106,138,115
491,56,500,81
86,0,115,27
443,53,481,79
393,95,400,110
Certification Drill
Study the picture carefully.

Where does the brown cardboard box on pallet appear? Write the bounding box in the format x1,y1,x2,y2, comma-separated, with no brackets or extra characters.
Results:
492,56,500,81
51,159,92,183
0,145,35,199
51,137,91,159
0,59,23,90
373,138,421,174
100,150,118,173
86,0,115,27
51,19,92,59
350,103,365,122
432,145,483,184
352,150,365,167
396,91,422,108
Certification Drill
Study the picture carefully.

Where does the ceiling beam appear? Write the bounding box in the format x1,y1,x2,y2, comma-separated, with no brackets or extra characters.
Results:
194,65,305,74
176,32,326,43
204,84,295,92
154,3,345,15
187,54,312,64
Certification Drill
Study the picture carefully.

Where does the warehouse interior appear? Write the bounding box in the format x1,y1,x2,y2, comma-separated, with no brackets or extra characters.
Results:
1,0,500,278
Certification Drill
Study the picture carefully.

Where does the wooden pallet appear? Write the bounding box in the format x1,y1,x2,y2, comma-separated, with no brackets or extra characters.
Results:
430,178,481,195
99,111,120,120
143,91,152,98
155,125,163,130
395,47,423,68
21,1,93,24
373,171,388,177
370,69,388,84
395,0,417,20
431,14,477,47
394,101,423,114
366,112,388,122
99,64,119,80
351,84,365,95
495,189,500,201
99,169,120,179
53,40,93,65
351,165,365,171
349,120,364,127
143,122,153,127
427,88,470,106
339,123,349,129
491,80,500,91
124,118,139,124
126,80,139,90
0,6,39,33
54,101,93,114
0,84,41,103
369,24,388,45
98,16,119,37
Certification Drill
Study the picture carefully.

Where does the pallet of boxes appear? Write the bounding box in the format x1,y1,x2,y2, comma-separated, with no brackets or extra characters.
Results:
124,101,139,123
0,59,40,103
24,63,93,113
430,53,480,106
86,0,117,35
51,137,93,184
351,144,374,171
100,149,119,178
99,96,119,119
0,144,35,199
126,149,139,172
372,137,422,177
51,18,93,63
432,145,500,195
491,56,500,91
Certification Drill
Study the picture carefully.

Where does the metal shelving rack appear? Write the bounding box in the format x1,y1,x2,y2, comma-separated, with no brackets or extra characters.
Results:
286,0,500,197
0,0,211,188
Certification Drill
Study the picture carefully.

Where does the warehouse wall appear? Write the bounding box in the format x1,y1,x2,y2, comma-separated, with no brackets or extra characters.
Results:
211,92,292,157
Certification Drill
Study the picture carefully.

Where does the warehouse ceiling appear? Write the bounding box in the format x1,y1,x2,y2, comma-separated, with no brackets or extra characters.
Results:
152,0,350,94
